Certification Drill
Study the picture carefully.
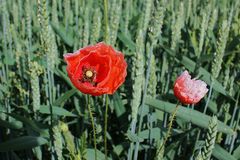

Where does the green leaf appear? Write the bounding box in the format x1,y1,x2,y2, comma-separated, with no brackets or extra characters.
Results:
139,128,162,140
39,105,77,117
0,118,23,130
54,68,73,87
4,113,49,137
212,144,237,160
113,144,124,156
126,130,144,143
112,93,126,117
164,141,180,160
54,68,83,98
32,147,42,160
0,136,48,152
51,22,74,46
118,31,135,52
208,99,218,114
233,144,240,159
86,148,109,160
53,88,77,107
145,97,234,135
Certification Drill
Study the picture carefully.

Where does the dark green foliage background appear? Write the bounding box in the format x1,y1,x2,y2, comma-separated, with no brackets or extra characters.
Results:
0,0,239,159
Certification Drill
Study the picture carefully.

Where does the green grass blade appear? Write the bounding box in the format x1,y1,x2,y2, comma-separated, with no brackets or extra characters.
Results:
0,136,48,152
212,144,237,160
39,105,77,117
0,118,23,130
145,97,234,134
53,88,77,107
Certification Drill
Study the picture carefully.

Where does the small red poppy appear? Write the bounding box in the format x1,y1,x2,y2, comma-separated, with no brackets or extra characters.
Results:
64,42,127,96
174,70,208,104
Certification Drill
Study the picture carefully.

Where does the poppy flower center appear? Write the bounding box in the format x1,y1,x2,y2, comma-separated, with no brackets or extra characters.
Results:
86,70,93,78
80,66,97,86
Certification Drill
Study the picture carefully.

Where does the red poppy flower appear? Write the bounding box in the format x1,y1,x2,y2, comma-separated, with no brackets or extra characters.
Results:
174,70,208,104
64,42,127,96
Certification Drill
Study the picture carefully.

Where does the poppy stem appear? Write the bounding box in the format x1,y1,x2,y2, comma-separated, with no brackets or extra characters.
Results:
87,95,97,160
104,95,109,160
155,101,180,158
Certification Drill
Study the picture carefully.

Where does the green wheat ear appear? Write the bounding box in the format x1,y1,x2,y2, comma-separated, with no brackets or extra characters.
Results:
80,131,87,160
53,125,63,160
90,8,101,44
195,151,204,160
131,29,144,122
109,0,122,46
29,61,42,112
201,115,218,160
61,122,82,160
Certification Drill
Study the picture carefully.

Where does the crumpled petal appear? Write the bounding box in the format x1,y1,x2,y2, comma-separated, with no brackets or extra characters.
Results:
174,70,208,104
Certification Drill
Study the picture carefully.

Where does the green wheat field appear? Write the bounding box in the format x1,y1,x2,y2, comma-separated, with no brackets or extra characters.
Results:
0,0,239,159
